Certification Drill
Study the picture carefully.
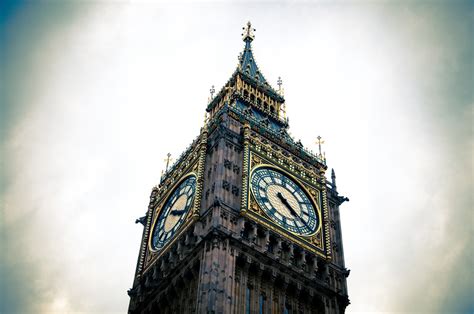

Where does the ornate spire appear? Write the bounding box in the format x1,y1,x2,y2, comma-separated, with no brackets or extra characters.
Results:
242,21,255,42
238,21,268,85
207,22,285,122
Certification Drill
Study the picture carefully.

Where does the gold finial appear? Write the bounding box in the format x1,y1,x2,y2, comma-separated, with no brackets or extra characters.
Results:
277,76,284,96
210,85,215,98
208,85,215,103
242,21,255,42
164,153,172,172
316,136,325,158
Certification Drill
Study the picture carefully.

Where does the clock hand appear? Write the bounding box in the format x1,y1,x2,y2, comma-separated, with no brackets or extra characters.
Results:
276,192,310,230
276,192,299,216
170,209,186,216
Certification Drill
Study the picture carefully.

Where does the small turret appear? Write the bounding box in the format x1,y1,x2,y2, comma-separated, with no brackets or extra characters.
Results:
331,168,337,191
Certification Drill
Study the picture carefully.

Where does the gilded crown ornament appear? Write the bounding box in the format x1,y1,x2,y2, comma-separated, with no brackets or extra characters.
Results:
242,21,255,41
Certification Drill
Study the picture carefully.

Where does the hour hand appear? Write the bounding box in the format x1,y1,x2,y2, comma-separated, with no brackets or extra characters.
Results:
276,192,297,216
170,209,186,216
277,192,309,229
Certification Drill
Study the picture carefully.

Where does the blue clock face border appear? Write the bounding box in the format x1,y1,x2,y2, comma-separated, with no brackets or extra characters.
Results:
250,166,320,236
150,175,197,251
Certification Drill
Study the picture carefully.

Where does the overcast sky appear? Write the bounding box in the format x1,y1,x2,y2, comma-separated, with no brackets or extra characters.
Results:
1,1,472,313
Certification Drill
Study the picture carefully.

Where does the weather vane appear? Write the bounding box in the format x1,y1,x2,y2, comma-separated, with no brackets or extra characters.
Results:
242,21,255,41
164,153,172,172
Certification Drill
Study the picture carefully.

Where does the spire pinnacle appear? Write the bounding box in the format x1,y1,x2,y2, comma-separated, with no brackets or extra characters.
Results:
277,76,284,96
277,76,283,90
331,168,337,189
242,21,255,42
164,153,172,172
210,85,215,98
316,136,325,159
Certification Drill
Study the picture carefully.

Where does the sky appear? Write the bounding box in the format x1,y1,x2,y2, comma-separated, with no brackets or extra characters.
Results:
1,1,472,313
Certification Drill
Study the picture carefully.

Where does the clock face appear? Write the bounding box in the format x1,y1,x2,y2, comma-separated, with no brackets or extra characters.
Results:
250,167,319,236
151,175,196,250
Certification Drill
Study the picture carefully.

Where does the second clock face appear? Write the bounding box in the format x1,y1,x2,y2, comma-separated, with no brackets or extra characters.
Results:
250,167,319,236
151,175,196,250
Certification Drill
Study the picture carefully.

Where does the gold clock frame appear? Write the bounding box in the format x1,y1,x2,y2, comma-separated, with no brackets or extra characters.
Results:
148,172,198,254
249,164,323,237
240,123,331,259
140,128,208,275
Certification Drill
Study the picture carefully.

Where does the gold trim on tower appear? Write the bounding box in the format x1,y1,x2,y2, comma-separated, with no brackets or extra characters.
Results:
148,172,198,254
140,130,208,274
240,148,331,259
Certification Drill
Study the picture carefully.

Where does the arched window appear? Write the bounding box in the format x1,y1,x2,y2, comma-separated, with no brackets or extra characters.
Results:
250,94,255,102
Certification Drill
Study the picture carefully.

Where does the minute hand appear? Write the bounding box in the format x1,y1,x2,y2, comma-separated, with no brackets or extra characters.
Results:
276,192,309,229
277,192,298,216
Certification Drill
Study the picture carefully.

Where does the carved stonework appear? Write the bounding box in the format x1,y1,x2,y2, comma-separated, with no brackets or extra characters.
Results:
129,24,349,314
249,195,264,216
250,154,263,168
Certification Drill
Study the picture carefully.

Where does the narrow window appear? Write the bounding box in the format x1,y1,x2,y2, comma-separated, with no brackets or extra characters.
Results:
259,293,266,314
284,296,290,314
246,286,251,314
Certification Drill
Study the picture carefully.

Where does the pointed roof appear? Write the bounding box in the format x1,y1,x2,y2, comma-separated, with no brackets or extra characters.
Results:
239,21,269,85
206,22,284,113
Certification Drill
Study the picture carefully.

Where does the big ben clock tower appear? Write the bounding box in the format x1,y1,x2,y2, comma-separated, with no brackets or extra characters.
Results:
128,22,350,314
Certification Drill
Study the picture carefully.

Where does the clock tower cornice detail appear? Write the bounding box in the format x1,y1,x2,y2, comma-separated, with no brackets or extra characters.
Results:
129,22,350,314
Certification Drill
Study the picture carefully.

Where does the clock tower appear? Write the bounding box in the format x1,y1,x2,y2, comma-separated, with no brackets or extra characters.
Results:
128,22,350,313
